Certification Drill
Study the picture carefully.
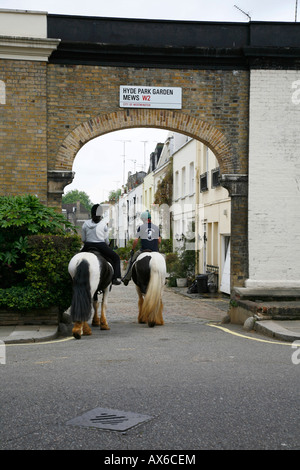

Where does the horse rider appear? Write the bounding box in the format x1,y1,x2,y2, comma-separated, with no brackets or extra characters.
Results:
122,210,161,286
81,204,122,285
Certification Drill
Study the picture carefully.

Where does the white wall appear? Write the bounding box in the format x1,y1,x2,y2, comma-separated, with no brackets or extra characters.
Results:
0,9,47,38
247,70,300,288
172,138,196,250
127,184,144,239
0,10,59,61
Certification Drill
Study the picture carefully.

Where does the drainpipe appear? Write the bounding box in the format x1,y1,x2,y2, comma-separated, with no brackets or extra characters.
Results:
195,141,201,274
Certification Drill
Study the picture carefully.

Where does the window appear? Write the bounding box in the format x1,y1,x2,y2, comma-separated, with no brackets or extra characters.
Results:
200,172,208,192
175,171,179,199
211,167,220,188
182,167,186,197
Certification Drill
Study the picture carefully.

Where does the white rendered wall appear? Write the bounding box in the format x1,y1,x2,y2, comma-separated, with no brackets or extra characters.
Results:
247,70,300,288
0,10,59,61
0,9,47,38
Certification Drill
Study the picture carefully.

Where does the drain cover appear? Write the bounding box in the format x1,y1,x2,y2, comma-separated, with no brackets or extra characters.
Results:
66,407,153,431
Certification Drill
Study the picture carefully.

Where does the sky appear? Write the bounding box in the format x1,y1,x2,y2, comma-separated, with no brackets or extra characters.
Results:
65,128,171,203
0,0,298,22
1,0,298,203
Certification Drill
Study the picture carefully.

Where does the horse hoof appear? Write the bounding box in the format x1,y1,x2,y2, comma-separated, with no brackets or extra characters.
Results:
92,321,100,327
82,323,92,335
73,331,81,340
100,323,110,330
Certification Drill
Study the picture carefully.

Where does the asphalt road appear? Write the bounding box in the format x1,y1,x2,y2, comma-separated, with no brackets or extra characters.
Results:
0,284,299,452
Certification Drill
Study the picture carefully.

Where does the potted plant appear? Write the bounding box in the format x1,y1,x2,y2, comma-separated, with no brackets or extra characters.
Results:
165,249,195,287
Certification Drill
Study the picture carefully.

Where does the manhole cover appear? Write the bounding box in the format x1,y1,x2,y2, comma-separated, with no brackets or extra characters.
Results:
66,407,153,431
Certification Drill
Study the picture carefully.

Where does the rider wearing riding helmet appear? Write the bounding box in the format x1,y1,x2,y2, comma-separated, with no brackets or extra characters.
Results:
81,204,122,285
122,210,161,286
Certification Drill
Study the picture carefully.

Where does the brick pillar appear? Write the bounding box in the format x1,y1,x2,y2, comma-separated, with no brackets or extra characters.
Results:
47,170,74,209
221,174,248,293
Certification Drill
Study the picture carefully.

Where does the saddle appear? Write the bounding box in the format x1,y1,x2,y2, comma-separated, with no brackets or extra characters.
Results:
81,246,100,257
81,245,112,266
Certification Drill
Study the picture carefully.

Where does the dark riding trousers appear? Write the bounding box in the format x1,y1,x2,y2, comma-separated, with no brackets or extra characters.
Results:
81,242,121,280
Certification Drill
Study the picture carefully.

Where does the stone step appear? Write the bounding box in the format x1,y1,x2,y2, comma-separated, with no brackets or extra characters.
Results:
231,287,300,323
234,287,300,302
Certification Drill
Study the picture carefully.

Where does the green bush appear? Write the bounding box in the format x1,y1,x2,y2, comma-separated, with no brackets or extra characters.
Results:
0,194,81,313
165,248,196,286
0,285,50,311
160,237,173,254
0,234,81,312
0,194,75,287
115,239,135,260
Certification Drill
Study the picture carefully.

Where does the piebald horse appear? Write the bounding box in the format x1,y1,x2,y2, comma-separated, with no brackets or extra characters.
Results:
68,251,113,339
132,251,166,327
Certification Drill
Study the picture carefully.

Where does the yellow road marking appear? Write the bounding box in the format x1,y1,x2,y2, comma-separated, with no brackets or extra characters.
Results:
4,324,295,347
208,323,293,346
5,336,75,347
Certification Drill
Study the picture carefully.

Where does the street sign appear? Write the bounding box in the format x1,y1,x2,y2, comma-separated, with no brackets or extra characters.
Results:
119,85,182,109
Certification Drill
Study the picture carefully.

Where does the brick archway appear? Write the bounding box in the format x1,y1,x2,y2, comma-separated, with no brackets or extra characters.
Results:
47,108,248,291
53,109,234,175
4,11,300,302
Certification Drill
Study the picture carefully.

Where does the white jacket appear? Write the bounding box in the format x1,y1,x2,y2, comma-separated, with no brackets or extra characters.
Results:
81,219,109,244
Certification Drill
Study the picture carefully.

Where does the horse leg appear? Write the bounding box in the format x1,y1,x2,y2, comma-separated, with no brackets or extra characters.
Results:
155,299,164,326
91,291,100,326
92,300,100,326
72,321,92,338
137,288,145,323
100,289,110,330
72,321,83,340
82,321,92,335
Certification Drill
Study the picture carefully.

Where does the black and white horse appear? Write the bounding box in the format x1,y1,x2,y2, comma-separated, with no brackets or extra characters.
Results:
132,251,166,327
68,251,113,339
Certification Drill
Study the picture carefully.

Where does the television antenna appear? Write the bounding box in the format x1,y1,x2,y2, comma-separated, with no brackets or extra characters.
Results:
140,140,163,172
234,4,251,21
140,140,149,172
115,140,131,185
129,159,137,173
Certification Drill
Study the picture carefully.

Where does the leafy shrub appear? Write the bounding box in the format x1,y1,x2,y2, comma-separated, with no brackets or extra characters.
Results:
0,194,75,287
159,237,173,254
115,239,135,260
0,194,81,313
165,249,196,286
0,234,82,312
0,286,50,311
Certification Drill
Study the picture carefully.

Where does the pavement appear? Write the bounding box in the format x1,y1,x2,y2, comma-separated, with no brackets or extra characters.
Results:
0,324,59,344
1,286,300,344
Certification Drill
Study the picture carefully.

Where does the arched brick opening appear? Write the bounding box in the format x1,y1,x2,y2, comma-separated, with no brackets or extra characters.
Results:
48,109,248,292
53,109,234,174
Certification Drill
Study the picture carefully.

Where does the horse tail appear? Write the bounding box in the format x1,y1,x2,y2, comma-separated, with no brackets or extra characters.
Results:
142,254,166,327
70,259,92,322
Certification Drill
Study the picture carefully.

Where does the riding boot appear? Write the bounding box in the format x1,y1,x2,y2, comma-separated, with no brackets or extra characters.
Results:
122,251,140,285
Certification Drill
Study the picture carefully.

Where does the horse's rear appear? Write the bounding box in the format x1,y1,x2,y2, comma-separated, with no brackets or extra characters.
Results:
132,252,166,327
68,252,113,339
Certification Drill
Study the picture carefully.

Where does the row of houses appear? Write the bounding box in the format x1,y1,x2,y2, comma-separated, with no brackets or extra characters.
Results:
110,132,231,294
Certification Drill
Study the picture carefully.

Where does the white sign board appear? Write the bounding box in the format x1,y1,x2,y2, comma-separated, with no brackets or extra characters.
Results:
120,85,182,109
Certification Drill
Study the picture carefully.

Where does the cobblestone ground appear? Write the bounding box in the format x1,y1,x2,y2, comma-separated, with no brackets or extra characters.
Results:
105,282,229,324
